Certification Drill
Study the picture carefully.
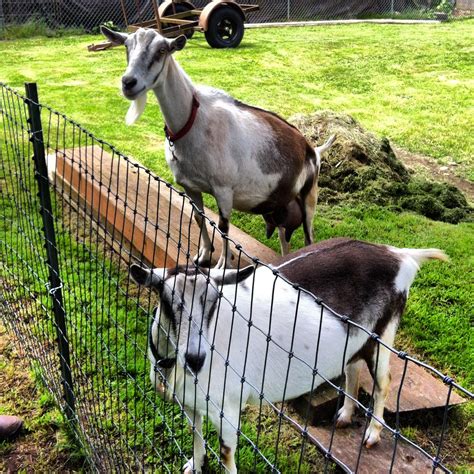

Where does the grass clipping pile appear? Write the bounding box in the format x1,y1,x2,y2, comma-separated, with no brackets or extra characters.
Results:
291,111,472,224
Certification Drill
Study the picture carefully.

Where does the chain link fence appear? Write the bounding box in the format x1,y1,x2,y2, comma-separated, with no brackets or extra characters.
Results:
1,81,472,472
0,0,455,32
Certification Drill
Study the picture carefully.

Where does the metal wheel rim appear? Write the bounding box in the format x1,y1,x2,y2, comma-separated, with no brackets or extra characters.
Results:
216,18,238,42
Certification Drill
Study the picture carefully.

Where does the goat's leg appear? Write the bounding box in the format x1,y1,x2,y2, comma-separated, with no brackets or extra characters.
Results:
186,189,214,267
336,359,363,428
183,410,206,474
364,320,398,448
209,409,239,474
277,227,290,255
214,191,233,269
301,181,318,246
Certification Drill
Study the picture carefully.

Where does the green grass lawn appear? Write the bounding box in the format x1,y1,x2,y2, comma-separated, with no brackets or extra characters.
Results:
0,20,473,181
1,20,473,471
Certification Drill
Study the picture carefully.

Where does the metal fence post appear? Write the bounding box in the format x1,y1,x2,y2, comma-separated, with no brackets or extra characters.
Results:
24,82,76,424
0,0,4,30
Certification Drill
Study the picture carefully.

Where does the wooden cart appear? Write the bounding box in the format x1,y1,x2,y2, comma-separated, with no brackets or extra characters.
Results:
123,0,258,48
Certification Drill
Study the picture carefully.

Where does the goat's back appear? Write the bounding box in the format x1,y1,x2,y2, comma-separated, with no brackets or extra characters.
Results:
274,238,408,319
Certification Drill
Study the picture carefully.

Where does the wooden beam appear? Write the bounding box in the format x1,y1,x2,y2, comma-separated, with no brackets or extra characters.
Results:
158,18,197,25
48,146,278,269
87,41,119,52
292,353,465,422
240,5,259,13
162,9,202,19
152,0,162,33
127,19,158,29
290,353,465,472
307,421,435,473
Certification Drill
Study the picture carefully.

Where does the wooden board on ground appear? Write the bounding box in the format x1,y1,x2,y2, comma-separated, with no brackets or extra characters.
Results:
87,41,117,52
308,420,434,473
292,353,465,423
47,146,278,268
359,354,465,413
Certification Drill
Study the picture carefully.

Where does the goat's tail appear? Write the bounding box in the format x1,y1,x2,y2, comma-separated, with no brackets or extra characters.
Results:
395,247,449,265
389,247,448,294
315,134,336,169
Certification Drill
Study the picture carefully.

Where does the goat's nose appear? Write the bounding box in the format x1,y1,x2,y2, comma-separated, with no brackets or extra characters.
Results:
184,352,206,374
122,75,137,90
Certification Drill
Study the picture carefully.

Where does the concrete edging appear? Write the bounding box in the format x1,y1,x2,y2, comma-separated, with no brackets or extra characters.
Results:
245,19,440,29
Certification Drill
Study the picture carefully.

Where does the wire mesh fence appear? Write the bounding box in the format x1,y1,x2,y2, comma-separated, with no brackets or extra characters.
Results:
1,81,472,473
0,0,454,32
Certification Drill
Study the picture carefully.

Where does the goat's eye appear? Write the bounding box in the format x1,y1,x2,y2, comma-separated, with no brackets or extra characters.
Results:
159,48,167,55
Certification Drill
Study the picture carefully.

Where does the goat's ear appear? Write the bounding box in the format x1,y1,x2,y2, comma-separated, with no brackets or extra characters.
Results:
169,35,187,53
130,264,164,290
212,265,255,286
101,25,128,45
130,264,152,286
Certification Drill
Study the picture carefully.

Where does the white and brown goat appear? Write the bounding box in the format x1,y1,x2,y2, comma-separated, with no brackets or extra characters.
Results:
101,26,334,266
130,238,447,473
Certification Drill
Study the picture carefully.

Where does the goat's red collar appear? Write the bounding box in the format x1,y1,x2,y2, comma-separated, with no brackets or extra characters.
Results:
164,94,200,143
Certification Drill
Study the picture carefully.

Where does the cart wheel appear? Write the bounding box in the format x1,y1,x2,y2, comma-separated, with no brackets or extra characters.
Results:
162,2,196,39
205,7,244,48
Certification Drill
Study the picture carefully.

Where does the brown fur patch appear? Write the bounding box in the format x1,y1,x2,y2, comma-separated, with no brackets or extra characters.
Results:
275,238,401,319
234,100,316,215
348,293,406,382
219,437,232,466
246,104,313,172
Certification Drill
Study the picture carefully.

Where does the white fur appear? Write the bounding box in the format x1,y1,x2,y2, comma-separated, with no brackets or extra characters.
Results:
390,247,448,294
275,249,318,270
125,93,147,125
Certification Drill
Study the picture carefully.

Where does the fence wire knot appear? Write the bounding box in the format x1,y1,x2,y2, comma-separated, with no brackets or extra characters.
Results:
443,376,454,385
46,281,63,296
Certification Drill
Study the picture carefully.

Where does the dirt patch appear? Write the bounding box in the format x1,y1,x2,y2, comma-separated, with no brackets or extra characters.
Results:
0,322,84,473
290,111,473,224
394,146,474,204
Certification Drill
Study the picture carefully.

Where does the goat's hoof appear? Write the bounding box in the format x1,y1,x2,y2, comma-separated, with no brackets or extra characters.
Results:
183,458,196,474
335,411,352,429
363,428,382,448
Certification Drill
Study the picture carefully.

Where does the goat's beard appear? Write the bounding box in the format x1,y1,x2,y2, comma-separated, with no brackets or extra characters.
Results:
125,92,147,126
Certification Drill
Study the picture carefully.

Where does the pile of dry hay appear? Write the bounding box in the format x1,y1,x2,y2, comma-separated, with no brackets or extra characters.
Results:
290,111,472,224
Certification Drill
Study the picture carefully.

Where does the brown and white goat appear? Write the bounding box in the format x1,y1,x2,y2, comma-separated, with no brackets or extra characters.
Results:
263,135,334,254
101,26,334,266
130,238,447,473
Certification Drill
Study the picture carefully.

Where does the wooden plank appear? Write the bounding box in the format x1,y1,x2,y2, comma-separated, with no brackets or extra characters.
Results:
359,354,466,413
128,19,158,28
292,354,465,424
87,41,117,52
245,19,439,29
240,5,259,13
292,354,466,424
158,18,197,25
162,9,202,19
307,421,434,473
48,147,278,269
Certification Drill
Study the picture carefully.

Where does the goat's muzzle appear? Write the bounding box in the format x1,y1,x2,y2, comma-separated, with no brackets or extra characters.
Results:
122,75,138,91
184,352,206,374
